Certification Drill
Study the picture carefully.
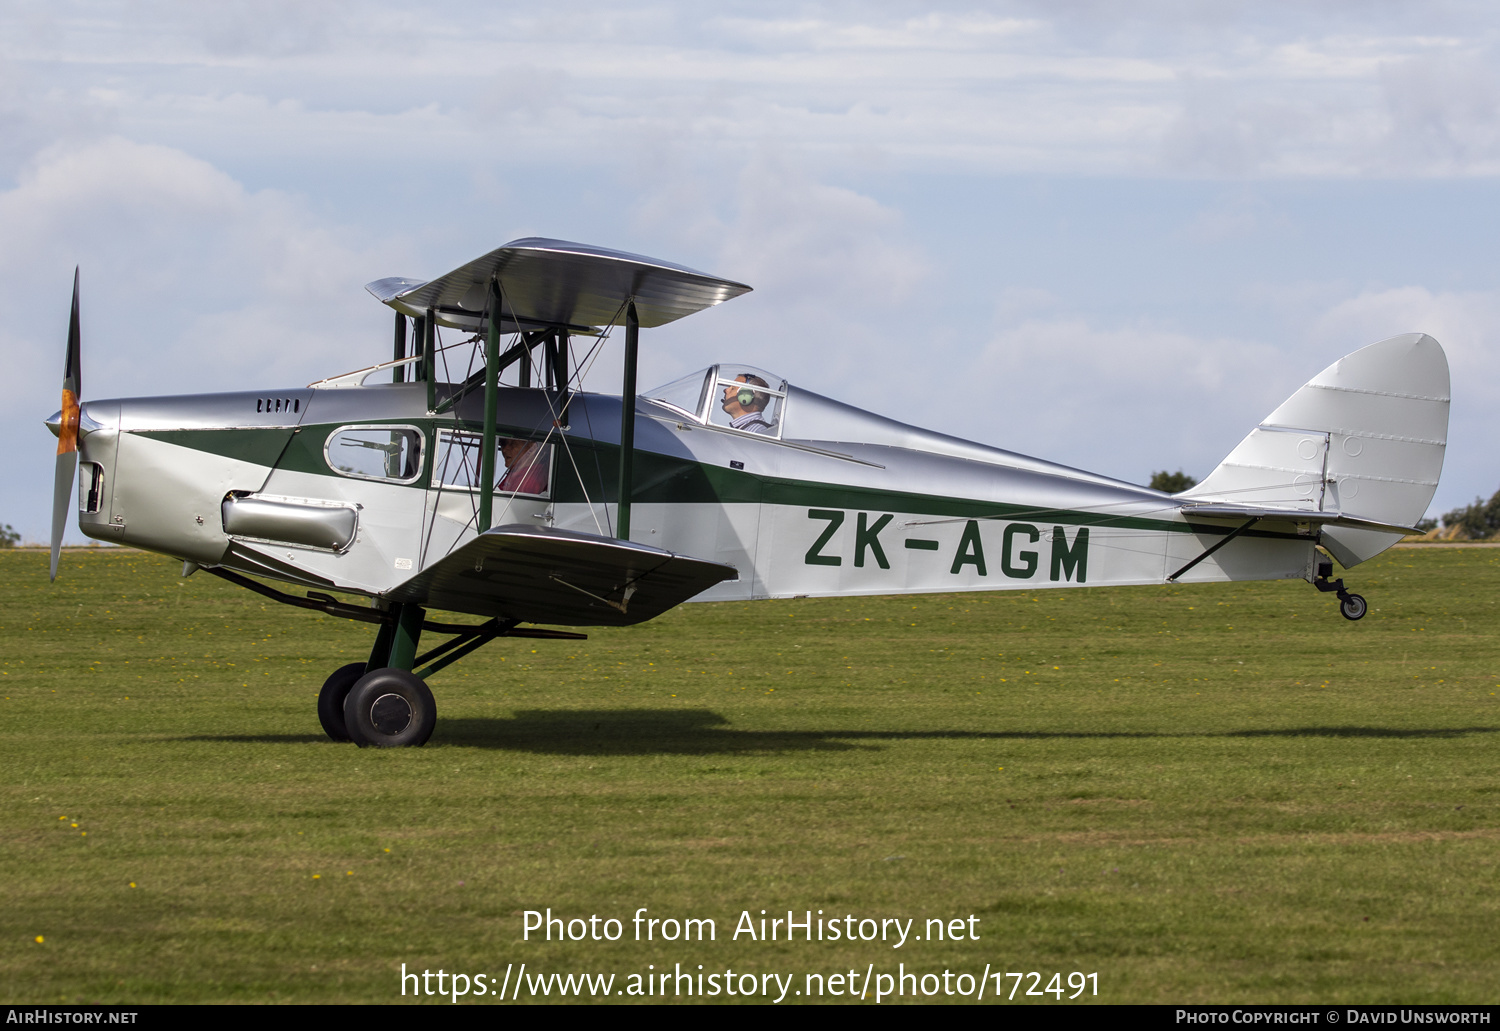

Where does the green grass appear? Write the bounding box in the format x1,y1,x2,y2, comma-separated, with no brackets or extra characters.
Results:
2,546,1497,1004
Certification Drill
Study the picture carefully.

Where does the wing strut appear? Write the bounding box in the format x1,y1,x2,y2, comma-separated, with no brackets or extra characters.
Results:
423,308,436,411
617,300,639,540
392,313,407,383
1166,518,1259,582
478,278,503,532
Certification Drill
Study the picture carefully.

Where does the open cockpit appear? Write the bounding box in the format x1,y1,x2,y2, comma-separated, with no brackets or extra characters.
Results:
645,365,788,439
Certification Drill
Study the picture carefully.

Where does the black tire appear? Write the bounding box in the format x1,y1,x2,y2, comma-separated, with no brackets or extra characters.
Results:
317,663,367,742
1340,593,1368,621
343,667,437,748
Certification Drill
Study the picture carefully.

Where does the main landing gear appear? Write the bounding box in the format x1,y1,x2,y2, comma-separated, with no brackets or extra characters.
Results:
312,600,588,747
319,663,437,748
316,602,435,747
198,566,587,748
1310,557,1367,621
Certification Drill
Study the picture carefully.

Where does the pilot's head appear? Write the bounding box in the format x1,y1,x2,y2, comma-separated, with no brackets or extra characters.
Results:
721,374,769,417
498,437,532,465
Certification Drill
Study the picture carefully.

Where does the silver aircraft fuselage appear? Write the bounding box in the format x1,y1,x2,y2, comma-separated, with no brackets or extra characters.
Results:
66,372,1320,624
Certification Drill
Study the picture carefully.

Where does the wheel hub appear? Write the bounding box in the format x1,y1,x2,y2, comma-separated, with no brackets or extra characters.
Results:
370,692,414,735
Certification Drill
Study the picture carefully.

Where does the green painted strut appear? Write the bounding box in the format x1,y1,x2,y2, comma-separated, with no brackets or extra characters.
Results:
387,602,426,672
478,279,502,533
617,300,639,540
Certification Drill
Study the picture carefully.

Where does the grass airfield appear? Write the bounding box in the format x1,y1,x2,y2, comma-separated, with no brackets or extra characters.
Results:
2,546,1497,1005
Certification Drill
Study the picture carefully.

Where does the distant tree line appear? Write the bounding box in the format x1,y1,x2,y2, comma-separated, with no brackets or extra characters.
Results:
1440,488,1500,540
0,524,18,548
1149,470,1198,493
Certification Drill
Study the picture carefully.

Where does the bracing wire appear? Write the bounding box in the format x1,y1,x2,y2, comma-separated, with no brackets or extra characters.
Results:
416,293,645,559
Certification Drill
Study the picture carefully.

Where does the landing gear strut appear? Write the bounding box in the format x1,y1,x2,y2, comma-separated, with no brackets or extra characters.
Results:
310,600,589,747
199,565,589,748
343,601,435,748
1310,557,1367,621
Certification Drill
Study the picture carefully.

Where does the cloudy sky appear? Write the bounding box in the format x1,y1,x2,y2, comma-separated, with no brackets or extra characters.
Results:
6,1,1500,542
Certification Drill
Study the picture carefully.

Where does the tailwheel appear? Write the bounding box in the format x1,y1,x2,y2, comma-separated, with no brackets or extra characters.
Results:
317,662,368,742
1339,592,1368,621
344,667,437,748
1311,556,1367,621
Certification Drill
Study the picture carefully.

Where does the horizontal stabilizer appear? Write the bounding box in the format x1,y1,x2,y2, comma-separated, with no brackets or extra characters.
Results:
384,525,738,627
366,238,752,334
1177,502,1420,537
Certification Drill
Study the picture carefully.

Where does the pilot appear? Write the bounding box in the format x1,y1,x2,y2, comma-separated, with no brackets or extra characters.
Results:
720,374,774,434
497,437,549,495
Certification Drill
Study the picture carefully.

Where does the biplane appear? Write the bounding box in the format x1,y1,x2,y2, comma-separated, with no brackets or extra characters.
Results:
47,239,1450,747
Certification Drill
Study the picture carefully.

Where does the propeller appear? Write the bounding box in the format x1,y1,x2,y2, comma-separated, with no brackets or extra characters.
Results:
50,268,82,582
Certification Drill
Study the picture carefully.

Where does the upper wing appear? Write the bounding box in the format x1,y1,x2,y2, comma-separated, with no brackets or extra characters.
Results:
383,525,739,627
365,237,752,334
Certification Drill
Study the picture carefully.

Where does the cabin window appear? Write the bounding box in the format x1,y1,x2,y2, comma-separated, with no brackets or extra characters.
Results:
325,425,424,484
432,430,552,499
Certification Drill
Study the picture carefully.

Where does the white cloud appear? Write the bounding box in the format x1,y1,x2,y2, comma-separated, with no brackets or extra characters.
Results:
925,284,1500,512
0,137,402,541
717,157,928,308
948,315,1283,484
1310,285,1500,376
619,152,930,397
169,0,353,58
1376,52,1500,174
0,136,400,385
10,2,1500,179
1160,77,1323,176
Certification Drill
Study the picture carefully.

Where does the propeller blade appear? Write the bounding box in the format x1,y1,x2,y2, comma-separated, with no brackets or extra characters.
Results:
50,268,82,583
65,266,81,400
50,452,76,582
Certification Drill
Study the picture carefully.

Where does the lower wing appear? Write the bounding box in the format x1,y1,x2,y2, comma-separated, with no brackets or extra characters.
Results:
384,525,739,626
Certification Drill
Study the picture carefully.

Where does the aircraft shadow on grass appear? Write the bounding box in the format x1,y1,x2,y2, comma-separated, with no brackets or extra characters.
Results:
181,714,1500,754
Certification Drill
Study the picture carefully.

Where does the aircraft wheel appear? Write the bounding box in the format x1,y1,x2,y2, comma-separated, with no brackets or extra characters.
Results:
1339,593,1368,621
344,668,436,748
317,662,367,742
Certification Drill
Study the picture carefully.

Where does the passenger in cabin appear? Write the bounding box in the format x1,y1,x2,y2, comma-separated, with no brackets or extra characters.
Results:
720,374,774,434
497,437,549,495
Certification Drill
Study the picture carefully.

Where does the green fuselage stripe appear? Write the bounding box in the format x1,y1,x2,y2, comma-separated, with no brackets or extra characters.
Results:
136,423,1304,541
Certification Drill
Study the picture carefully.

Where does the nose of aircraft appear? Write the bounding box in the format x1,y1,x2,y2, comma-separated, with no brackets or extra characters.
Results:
45,404,103,440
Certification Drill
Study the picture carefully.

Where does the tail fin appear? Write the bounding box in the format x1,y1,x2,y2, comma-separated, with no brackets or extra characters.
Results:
1182,333,1449,568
